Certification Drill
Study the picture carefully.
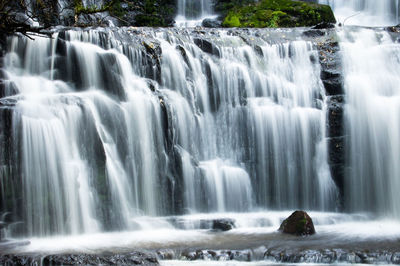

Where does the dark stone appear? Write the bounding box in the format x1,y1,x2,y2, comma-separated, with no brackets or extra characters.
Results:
387,24,400,33
327,96,344,137
176,45,190,67
278,210,316,236
212,218,235,231
312,22,336,29
142,41,162,83
143,41,162,60
322,75,344,95
328,136,345,165
202,18,222,28
303,29,325,37
231,250,252,261
181,251,197,260
194,38,221,58
0,252,158,265
156,250,174,260
264,248,400,264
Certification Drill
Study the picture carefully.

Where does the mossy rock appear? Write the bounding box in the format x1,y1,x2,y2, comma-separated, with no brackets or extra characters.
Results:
222,0,336,28
279,210,316,236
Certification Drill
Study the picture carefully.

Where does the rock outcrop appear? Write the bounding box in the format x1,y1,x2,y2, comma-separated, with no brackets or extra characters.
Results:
317,31,346,208
279,210,316,236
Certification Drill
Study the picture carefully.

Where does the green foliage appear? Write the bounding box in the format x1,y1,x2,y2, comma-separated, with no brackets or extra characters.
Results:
223,13,241,27
135,14,163,26
109,0,126,18
221,0,336,28
73,0,112,16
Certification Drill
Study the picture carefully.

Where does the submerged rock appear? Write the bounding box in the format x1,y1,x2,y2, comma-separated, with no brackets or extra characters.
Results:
279,210,316,236
212,218,235,231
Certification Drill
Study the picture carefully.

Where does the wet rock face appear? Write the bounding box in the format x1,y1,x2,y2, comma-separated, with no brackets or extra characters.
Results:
317,35,345,208
279,211,316,236
0,252,158,265
193,38,221,58
264,249,400,264
387,24,400,33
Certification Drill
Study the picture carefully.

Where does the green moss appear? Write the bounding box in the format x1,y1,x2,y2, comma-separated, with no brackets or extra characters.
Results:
296,217,307,233
221,0,336,28
222,13,241,27
73,0,112,16
109,0,126,19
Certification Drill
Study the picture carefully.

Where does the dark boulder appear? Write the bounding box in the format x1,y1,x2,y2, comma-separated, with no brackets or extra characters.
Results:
321,70,343,96
202,18,222,28
279,211,316,236
387,24,400,33
212,218,235,231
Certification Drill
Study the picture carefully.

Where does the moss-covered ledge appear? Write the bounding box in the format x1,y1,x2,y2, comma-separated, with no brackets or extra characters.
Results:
222,0,336,28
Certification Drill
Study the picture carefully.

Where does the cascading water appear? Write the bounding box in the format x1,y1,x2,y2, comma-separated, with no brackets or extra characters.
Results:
319,0,400,26
319,0,400,219
339,28,400,218
0,27,336,238
175,0,215,27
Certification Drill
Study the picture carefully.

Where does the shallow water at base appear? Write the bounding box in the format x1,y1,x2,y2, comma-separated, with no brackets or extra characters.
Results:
4,211,400,255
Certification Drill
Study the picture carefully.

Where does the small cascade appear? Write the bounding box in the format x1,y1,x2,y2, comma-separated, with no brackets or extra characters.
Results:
175,0,216,27
319,0,400,26
199,160,253,212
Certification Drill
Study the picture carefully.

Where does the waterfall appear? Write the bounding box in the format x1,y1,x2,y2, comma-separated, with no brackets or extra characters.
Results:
339,28,400,218
0,28,336,237
175,0,215,27
319,0,399,26
319,0,400,218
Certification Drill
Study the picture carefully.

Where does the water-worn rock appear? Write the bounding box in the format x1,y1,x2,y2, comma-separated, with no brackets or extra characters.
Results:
387,24,400,33
316,36,345,209
0,252,158,265
279,211,315,236
202,18,222,28
212,218,236,231
194,38,221,58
